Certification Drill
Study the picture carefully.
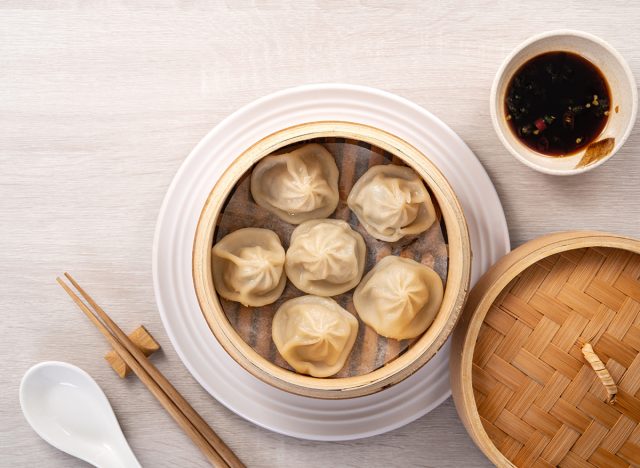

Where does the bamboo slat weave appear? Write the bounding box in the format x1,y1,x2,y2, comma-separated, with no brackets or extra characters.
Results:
473,246,640,467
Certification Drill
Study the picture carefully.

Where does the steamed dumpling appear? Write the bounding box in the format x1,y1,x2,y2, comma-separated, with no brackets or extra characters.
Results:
353,256,443,340
285,219,366,296
211,228,286,307
251,144,339,224
272,295,358,377
347,165,437,242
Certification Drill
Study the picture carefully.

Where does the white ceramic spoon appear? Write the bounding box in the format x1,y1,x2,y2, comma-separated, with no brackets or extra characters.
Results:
20,361,141,468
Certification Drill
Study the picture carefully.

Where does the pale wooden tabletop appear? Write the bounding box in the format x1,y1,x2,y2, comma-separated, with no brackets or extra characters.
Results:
2,1,639,467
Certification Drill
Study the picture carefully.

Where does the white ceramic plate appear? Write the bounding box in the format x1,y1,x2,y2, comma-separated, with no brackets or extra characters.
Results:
152,84,510,441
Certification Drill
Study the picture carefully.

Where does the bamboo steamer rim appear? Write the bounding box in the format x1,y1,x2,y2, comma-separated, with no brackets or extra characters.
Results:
450,230,640,467
193,121,471,399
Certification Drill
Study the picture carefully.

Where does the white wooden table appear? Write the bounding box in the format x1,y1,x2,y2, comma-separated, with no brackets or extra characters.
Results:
2,2,639,466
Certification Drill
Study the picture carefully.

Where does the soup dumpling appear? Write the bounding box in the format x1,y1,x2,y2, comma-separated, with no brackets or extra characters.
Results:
347,165,437,242
211,228,286,307
272,295,358,377
353,256,443,340
285,219,366,296
251,144,339,224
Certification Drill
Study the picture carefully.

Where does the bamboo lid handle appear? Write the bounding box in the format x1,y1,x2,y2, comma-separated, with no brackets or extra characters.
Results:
581,343,617,404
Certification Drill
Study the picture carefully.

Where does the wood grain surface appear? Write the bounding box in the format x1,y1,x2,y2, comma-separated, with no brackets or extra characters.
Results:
1,1,638,467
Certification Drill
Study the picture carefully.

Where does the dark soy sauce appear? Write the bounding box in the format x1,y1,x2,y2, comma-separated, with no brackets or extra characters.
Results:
505,51,610,156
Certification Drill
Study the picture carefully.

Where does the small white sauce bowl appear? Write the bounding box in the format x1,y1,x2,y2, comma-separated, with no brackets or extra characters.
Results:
490,30,637,175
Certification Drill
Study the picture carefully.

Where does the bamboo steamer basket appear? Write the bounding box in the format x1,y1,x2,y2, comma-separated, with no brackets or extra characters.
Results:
451,231,640,467
193,121,471,399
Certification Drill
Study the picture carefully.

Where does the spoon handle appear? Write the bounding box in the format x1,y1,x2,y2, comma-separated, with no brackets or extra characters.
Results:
95,439,142,468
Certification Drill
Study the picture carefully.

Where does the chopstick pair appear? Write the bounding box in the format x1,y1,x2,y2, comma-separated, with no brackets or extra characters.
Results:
57,273,244,468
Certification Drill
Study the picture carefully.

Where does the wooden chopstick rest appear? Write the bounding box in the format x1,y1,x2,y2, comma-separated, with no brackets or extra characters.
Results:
105,325,160,378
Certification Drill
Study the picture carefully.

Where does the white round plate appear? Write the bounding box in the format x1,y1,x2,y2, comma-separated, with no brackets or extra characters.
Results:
152,84,510,441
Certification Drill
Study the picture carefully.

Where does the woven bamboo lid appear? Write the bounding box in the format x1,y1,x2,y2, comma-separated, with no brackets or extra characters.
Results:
451,231,640,467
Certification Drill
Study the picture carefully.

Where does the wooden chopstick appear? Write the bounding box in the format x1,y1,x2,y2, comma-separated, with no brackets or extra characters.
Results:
57,274,244,468
56,277,228,468
62,273,243,468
